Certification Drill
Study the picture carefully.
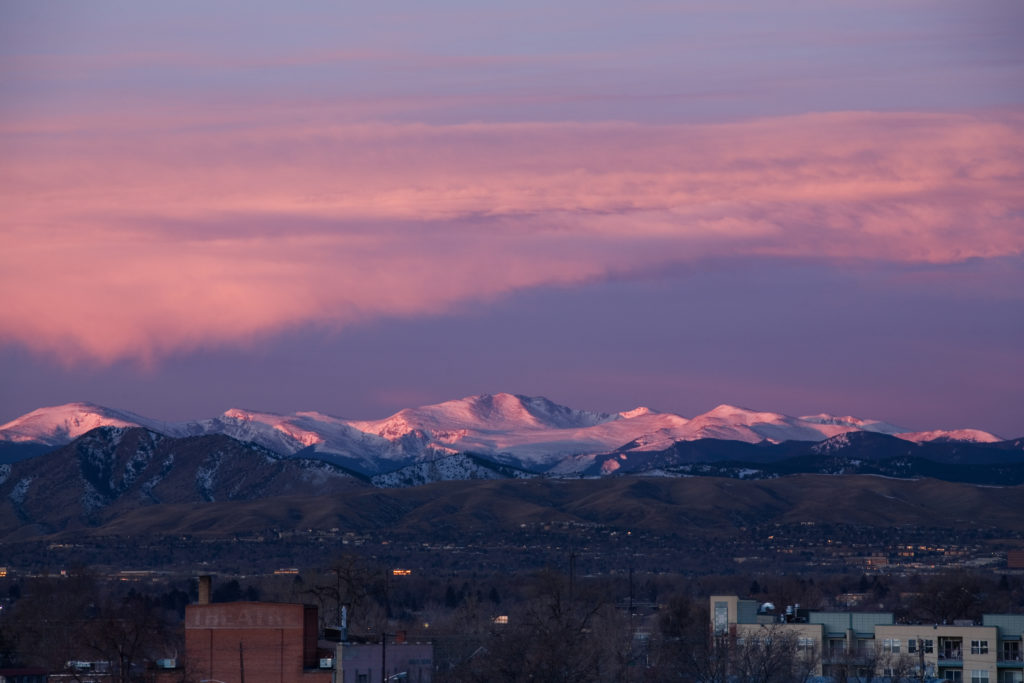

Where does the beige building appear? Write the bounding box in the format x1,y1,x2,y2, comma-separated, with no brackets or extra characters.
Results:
711,595,1024,682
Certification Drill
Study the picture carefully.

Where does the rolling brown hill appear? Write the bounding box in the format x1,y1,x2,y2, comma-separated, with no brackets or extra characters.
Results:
14,474,1023,542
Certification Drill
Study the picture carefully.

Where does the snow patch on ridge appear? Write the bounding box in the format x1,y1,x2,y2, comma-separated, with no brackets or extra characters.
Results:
801,413,907,435
896,429,1002,444
9,477,32,505
619,407,656,419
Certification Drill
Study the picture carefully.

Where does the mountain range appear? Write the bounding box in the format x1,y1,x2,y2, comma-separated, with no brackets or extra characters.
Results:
0,393,1008,475
0,394,1021,542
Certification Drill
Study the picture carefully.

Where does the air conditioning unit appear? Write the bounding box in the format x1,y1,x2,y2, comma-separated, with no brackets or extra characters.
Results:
319,658,334,669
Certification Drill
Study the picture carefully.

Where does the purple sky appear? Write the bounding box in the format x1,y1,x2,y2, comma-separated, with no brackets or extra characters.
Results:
2,1,1023,435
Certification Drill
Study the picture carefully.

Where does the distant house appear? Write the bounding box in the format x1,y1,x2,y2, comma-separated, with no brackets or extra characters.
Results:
335,638,433,683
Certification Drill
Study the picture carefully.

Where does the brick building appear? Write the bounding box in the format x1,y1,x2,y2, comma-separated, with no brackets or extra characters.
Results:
1008,551,1024,570
185,600,332,683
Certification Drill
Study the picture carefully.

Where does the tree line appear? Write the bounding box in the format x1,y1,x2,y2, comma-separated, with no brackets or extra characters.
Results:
1,560,1022,682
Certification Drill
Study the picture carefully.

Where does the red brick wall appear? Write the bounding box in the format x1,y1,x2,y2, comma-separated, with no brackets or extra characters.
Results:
1008,550,1024,569
185,603,330,683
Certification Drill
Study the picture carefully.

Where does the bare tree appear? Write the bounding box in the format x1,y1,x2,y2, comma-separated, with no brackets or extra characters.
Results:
84,593,170,683
446,569,630,683
730,625,813,683
650,597,729,682
0,569,99,671
1,574,176,683
908,572,983,624
305,553,386,634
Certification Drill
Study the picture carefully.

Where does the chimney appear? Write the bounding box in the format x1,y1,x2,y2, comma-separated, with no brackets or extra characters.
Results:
198,575,212,605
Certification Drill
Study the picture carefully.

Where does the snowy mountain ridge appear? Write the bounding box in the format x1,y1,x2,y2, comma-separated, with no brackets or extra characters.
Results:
0,393,1007,475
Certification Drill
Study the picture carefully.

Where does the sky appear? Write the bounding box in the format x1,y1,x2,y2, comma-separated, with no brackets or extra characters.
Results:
1,1,1023,436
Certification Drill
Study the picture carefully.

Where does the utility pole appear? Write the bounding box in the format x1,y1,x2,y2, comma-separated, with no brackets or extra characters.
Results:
569,550,577,604
380,632,387,683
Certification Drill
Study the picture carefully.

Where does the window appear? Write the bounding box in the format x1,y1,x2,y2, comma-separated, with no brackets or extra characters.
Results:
944,672,963,682
798,637,815,651
911,638,936,653
883,638,902,653
972,641,989,655
971,670,989,683
714,603,729,635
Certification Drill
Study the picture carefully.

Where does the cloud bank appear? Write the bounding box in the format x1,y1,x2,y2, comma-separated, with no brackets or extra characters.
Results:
2,109,1022,362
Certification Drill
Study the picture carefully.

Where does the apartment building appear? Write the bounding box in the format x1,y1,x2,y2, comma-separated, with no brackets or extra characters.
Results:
711,595,1024,682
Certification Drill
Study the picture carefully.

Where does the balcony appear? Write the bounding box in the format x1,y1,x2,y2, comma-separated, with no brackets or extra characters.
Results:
939,637,964,666
1001,643,1023,668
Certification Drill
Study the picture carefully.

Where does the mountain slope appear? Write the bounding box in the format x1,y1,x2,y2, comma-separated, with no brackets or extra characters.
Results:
0,427,365,537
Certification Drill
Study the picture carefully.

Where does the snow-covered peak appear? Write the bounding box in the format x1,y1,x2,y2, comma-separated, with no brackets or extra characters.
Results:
801,413,907,435
703,404,789,424
351,393,613,438
896,428,1003,444
0,402,166,446
684,405,854,444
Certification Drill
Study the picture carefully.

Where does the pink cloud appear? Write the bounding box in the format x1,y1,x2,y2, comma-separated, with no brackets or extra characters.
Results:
1,109,1021,363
